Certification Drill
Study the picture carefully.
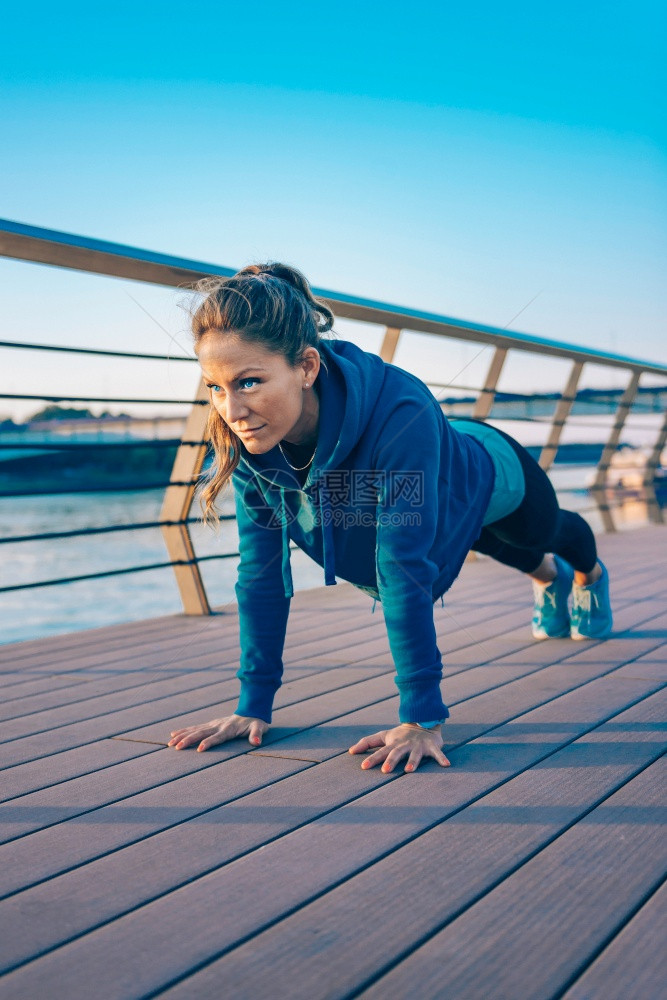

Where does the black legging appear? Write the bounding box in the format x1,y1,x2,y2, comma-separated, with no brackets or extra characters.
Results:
470,424,598,575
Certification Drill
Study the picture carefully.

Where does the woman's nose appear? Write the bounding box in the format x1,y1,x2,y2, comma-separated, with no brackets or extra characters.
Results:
224,394,250,424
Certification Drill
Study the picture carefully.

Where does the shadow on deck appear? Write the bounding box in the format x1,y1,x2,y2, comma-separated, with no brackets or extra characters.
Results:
0,526,665,999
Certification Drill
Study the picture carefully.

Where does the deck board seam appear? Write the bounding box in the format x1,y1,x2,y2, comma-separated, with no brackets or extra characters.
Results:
1,609,663,810
0,564,660,672
342,753,667,1000
1,680,662,912
134,706,667,1000
549,871,667,1000
6,591,664,748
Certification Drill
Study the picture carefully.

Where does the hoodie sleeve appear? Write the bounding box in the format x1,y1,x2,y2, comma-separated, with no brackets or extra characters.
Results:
231,464,291,724
372,398,450,725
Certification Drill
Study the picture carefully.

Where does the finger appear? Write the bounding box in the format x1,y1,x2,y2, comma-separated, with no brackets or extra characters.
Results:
360,747,391,770
169,725,211,745
433,749,451,767
171,730,209,750
349,732,387,755
404,747,423,773
248,722,264,746
381,744,410,774
168,728,198,743
197,729,232,752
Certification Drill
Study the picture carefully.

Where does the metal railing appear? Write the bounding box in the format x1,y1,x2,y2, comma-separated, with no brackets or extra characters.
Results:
1,218,665,617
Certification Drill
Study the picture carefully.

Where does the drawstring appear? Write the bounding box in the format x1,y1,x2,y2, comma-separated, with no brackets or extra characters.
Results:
319,487,337,587
280,487,294,599
278,479,336,597
372,599,377,614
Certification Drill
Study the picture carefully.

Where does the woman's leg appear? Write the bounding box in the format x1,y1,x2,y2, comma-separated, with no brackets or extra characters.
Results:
471,427,598,576
470,427,612,638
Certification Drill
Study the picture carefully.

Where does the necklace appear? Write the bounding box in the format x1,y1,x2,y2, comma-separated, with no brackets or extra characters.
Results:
278,441,316,471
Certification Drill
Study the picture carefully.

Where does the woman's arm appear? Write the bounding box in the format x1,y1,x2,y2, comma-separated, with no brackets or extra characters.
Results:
232,464,291,723
373,397,450,725
168,464,290,751
348,398,459,772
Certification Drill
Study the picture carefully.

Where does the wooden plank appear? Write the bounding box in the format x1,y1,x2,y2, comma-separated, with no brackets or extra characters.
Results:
113,670,398,745
0,667,222,727
152,689,667,1000
0,673,97,702
0,737,308,847
0,597,370,675
0,752,312,899
1,522,656,674
0,611,219,667
0,740,159,804
0,573,372,669
561,880,667,1000
3,630,661,892
5,638,654,883
2,590,663,779
0,579,383,673
0,662,660,990
254,611,667,762
0,533,656,692
0,670,253,745
0,666,395,772
358,759,666,1000
1,628,404,737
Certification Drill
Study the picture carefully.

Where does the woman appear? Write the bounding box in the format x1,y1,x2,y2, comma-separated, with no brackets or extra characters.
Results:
168,263,613,773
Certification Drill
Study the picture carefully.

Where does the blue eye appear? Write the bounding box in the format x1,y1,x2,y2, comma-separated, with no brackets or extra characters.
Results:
239,378,259,389
207,383,222,394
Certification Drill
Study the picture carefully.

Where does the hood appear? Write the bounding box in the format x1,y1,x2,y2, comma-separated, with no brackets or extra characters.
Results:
236,338,387,598
242,338,386,487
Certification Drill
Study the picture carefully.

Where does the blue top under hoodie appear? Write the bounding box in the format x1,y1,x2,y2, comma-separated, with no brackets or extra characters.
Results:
231,338,496,726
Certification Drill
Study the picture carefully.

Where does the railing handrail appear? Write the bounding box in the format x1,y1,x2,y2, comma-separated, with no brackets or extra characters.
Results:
1,217,665,624
1,218,665,377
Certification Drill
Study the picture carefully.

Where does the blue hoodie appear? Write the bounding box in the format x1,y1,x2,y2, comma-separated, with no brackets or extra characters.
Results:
231,338,495,725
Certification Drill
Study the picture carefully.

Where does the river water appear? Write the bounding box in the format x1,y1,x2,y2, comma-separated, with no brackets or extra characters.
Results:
0,465,648,645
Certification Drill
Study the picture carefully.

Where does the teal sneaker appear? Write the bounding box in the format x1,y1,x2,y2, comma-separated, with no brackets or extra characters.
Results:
571,560,613,640
532,555,574,639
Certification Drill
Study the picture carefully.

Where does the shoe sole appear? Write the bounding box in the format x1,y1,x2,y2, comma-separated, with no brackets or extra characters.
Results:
533,627,571,640
570,628,613,641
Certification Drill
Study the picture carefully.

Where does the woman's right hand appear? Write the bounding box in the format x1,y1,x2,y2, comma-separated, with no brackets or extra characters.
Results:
168,714,269,751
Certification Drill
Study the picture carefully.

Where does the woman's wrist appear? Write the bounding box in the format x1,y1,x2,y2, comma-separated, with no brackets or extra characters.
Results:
404,720,445,730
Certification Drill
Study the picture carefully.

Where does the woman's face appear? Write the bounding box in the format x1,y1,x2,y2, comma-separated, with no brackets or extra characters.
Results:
197,331,320,454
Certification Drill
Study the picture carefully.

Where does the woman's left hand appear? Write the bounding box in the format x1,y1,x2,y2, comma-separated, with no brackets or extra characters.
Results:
348,723,451,774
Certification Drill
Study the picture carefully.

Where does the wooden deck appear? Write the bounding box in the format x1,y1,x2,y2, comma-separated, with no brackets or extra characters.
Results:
0,525,665,1000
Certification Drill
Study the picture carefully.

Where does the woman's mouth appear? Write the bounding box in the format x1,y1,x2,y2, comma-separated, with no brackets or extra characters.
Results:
236,425,267,437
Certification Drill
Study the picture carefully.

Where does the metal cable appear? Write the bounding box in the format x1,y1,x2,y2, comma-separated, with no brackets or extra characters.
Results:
0,515,235,545
0,440,206,451
0,479,201,498
0,551,239,594
0,393,205,405
0,339,196,362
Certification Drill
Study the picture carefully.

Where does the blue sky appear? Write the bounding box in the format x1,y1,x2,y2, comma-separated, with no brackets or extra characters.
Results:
1,1,665,419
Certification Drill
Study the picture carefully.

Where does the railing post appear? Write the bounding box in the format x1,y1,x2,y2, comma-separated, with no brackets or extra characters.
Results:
380,326,401,363
643,408,667,525
160,376,212,614
472,346,507,420
539,360,584,471
590,369,642,533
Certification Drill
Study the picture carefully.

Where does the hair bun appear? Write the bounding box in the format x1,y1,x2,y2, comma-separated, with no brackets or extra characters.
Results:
242,262,334,333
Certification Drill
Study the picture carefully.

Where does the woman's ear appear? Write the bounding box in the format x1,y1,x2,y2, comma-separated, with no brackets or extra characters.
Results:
301,347,321,387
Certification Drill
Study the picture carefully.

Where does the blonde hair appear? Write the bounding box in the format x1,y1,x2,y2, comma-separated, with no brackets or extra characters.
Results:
192,263,334,522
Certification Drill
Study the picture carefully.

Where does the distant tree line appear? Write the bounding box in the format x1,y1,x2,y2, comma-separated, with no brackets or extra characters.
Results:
0,405,132,430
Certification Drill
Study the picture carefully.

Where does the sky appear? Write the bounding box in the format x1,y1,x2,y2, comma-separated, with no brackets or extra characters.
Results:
1,0,665,421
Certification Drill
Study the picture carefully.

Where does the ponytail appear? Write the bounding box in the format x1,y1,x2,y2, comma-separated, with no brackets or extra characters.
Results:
191,262,334,522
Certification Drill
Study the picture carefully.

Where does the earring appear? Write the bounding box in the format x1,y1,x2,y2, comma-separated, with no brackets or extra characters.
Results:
304,383,310,388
